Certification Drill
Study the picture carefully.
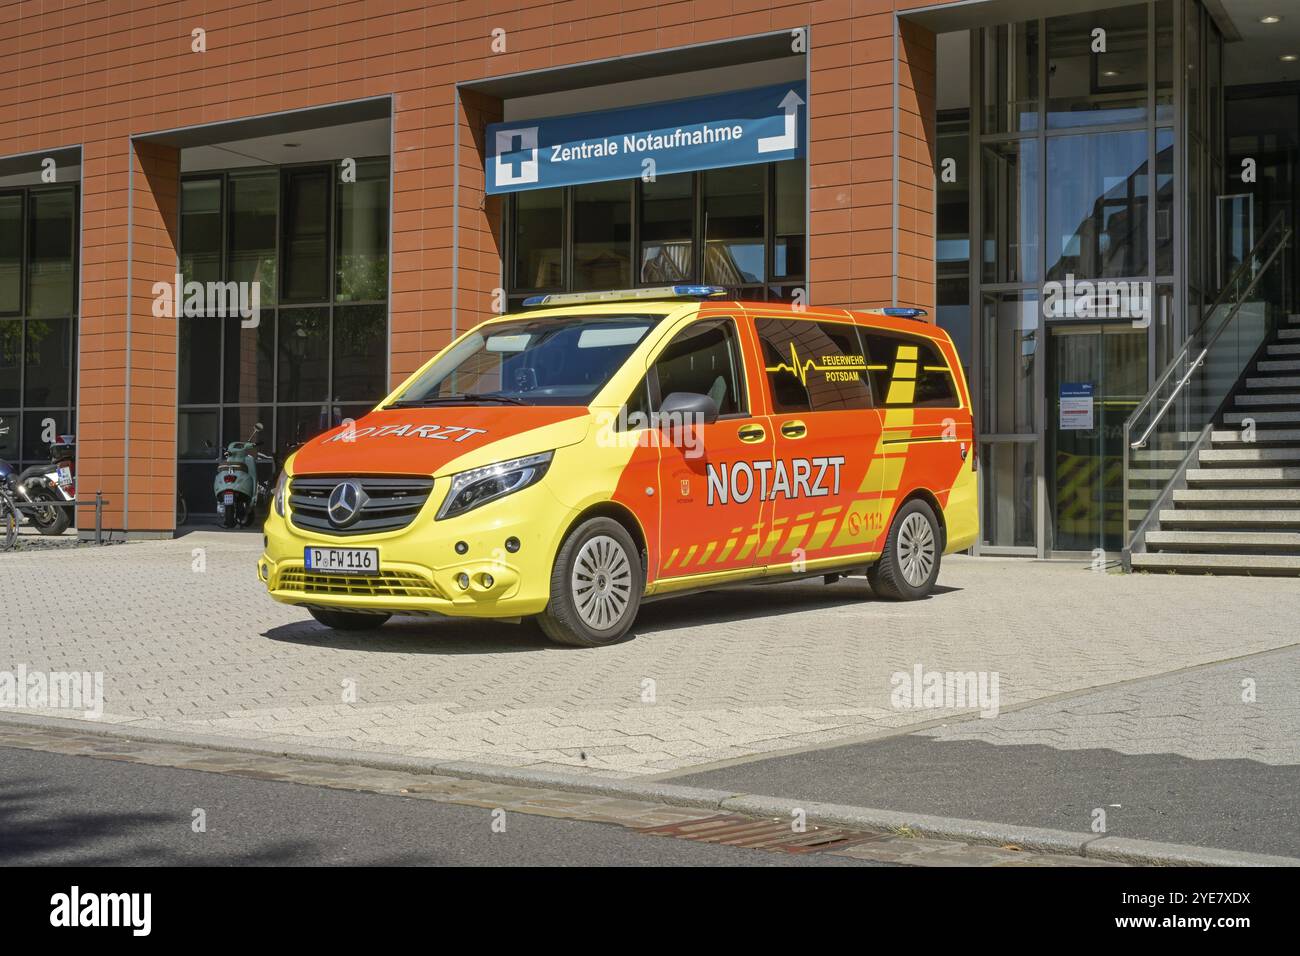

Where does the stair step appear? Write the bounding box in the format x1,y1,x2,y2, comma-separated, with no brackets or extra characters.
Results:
1211,428,1300,444
1247,375,1300,389
1267,344,1300,356
1199,447,1300,465
1280,329,1300,340
1236,393,1300,406
1173,487,1300,505
1255,360,1300,372
1146,530,1300,549
1224,410,1300,424
1131,552,1300,574
1159,509,1300,527
1185,467,1300,484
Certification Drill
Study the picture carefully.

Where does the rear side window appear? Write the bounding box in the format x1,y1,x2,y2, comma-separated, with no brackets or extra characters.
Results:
755,317,873,413
650,317,747,416
862,332,960,409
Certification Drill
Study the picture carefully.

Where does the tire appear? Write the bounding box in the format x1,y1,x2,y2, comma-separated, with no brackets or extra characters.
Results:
220,503,236,529
309,608,391,630
176,493,188,527
1,493,17,551
28,487,70,536
867,498,942,601
537,517,643,647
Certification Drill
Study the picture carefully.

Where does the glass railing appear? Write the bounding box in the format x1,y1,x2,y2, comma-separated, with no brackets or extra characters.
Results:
1122,214,1293,562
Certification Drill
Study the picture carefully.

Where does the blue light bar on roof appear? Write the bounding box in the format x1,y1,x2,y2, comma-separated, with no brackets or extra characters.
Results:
522,286,728,307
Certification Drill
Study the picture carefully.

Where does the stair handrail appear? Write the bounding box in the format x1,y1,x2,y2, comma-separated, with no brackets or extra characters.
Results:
1127,213,1291,451
1122,213,1292,561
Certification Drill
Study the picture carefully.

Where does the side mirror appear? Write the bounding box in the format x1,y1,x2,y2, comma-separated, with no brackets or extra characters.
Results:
659,391,720,427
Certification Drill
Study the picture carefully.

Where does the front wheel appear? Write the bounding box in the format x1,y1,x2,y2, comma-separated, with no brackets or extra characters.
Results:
1,493,17,551
309,608,391,631
538,517,643,647
867,499,942,600
28,487,70,536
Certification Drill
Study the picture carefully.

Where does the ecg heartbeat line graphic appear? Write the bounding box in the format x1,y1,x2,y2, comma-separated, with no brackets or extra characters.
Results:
765,341,879,386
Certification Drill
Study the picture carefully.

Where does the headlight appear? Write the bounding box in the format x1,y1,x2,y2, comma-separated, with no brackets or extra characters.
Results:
273,469,287,517
436,451,553,520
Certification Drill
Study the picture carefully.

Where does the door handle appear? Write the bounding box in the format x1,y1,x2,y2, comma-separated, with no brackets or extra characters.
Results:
781,420,807,439
737,424,766,443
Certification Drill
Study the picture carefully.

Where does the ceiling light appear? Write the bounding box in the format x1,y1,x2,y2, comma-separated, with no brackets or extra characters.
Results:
1102,70,1120,77
1260,16,1283,25
1282,54,1299,62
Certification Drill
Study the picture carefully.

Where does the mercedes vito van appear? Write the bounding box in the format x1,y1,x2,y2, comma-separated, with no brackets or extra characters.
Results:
258,287,977,646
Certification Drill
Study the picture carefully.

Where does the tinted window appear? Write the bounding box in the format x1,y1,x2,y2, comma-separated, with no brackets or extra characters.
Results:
651,318,746,417
864,332,960,409
756,317,872,413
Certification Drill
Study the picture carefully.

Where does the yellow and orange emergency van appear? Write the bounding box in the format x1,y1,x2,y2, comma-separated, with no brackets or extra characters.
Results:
259,287,978,646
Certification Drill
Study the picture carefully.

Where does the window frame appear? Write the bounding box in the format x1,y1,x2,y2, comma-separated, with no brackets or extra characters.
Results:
640,315,751,420
0,182,80,469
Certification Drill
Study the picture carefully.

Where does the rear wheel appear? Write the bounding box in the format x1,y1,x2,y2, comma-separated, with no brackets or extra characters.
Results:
220,503,236,529
28,487,69,536
538,517,642,647
867,499,942,600
309,608,391,630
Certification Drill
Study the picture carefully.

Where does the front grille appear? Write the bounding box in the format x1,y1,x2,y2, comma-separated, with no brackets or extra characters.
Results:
276,569,440,599
289,475,435,536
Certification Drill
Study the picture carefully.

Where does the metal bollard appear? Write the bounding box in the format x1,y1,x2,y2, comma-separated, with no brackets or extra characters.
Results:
95,491,103,545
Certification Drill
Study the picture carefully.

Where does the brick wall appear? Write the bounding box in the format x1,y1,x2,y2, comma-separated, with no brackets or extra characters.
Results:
1,0,945,533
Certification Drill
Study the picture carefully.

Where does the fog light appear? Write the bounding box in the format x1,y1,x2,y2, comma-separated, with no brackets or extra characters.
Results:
482,573,494,589
505,537,520,553
455,540,468,555
456,572,470,590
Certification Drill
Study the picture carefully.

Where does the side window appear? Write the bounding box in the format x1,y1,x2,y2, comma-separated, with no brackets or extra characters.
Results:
650,317,746,416
756,317,872,413
863,333,960,408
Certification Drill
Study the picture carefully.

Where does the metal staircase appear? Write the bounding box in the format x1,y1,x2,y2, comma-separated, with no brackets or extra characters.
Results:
1123,215,1297,575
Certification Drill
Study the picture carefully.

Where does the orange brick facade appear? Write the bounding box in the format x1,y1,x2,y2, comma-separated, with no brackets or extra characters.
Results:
2,0,947,534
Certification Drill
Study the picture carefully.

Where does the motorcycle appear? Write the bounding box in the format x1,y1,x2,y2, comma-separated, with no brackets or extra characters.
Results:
214,423,275,528
0,427,74,536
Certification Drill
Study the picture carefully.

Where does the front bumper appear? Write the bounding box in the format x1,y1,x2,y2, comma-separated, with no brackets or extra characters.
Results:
260,479,569,619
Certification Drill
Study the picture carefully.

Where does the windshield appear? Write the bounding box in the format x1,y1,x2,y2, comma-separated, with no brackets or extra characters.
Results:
390,314,658,407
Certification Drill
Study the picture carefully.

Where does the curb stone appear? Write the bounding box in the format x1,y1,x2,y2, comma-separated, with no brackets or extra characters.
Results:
1,711,1296,867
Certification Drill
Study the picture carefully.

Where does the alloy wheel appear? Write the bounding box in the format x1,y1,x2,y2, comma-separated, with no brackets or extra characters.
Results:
571,534,633,630
897,511,936,587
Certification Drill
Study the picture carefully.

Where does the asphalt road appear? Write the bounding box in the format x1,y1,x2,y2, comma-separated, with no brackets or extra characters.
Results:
0,747,873,867
668,649,1300,859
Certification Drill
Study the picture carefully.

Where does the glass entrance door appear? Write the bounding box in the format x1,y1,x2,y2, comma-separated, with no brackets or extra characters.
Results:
1048,325,1148,554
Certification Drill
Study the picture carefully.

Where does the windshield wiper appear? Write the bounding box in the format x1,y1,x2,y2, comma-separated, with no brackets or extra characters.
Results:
386,393,529,408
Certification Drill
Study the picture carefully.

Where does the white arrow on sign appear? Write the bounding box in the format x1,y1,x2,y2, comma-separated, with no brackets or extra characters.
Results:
757,89,804,154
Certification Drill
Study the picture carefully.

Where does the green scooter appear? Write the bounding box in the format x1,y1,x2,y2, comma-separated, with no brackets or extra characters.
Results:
214,423,274,528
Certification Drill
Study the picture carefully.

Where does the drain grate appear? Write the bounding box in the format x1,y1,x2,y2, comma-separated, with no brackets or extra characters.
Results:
636,814,887,854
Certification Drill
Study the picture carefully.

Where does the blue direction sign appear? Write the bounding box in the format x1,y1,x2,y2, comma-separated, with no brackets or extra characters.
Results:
485,82,806,195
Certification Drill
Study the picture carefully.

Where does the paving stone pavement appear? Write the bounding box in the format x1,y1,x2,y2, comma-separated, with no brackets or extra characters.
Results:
917,645,1300,764
1,531,1297,777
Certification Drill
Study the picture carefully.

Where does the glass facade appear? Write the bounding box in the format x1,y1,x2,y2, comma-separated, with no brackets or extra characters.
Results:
504,160,805,309
0,184,78,471
177,160,389,514
967,0,1222,555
